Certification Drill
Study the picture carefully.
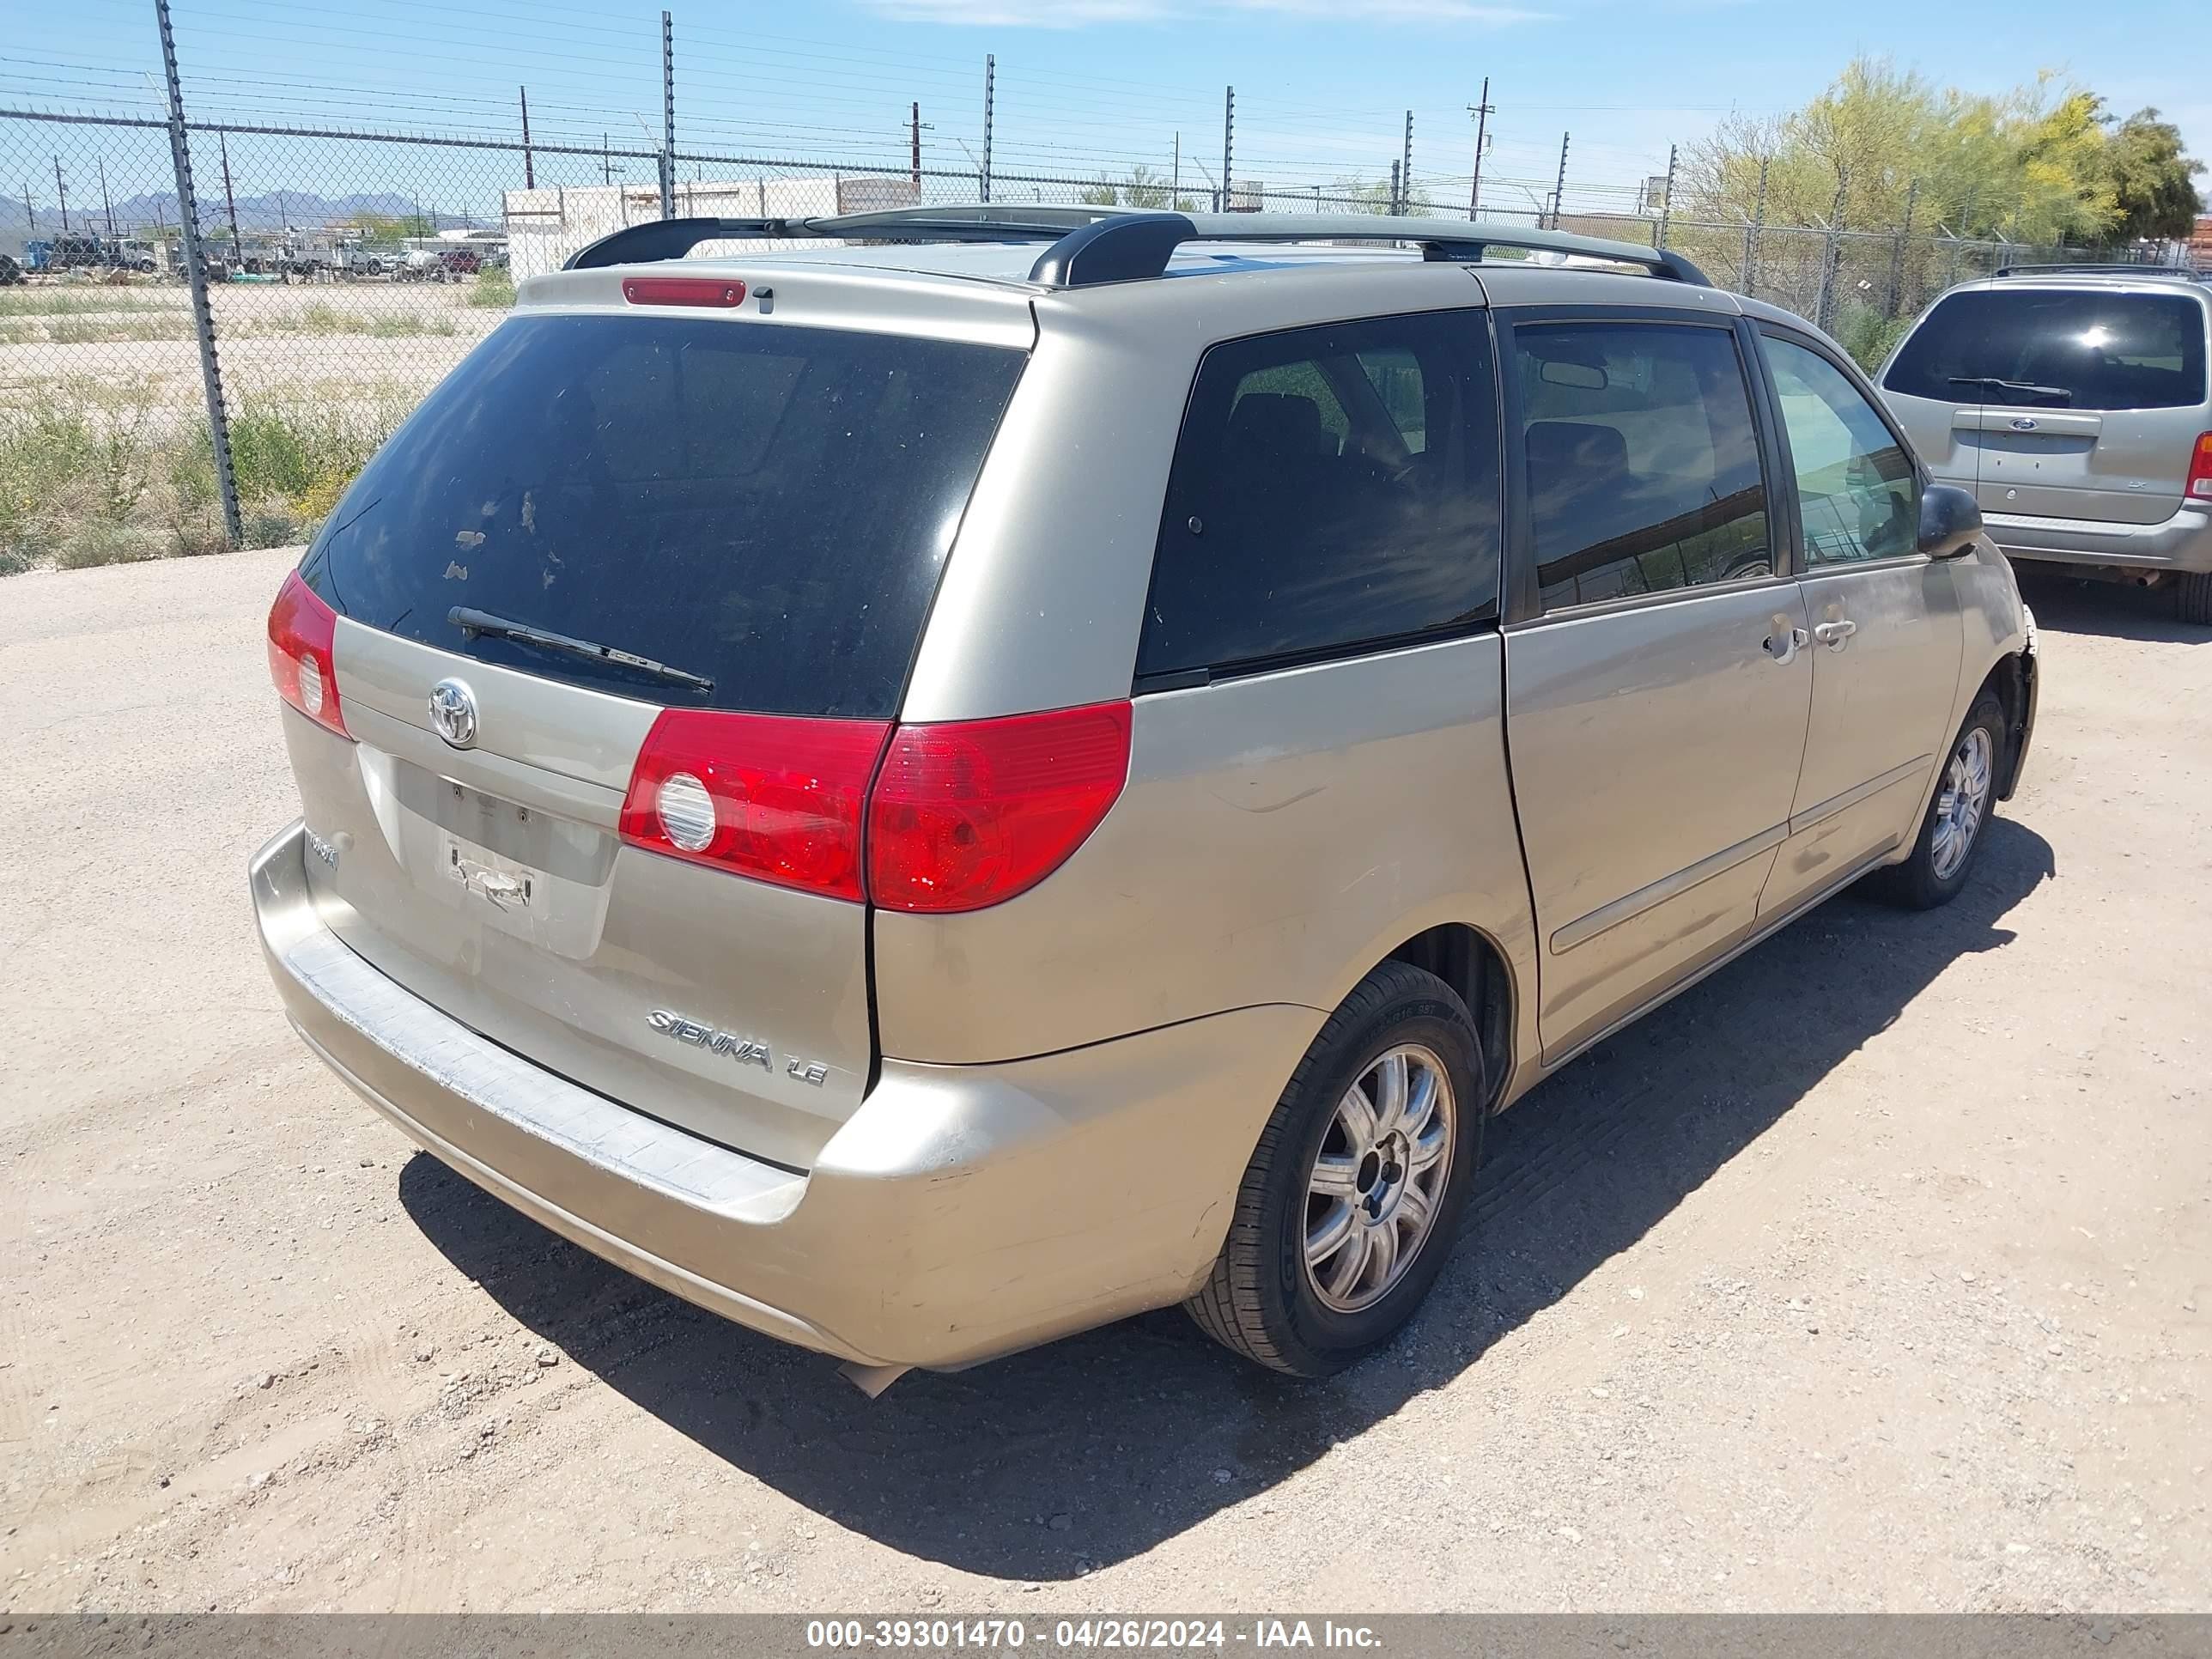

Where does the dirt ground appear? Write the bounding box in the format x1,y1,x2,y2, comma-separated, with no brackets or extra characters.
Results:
3,548,2209,1613
0,280,496,410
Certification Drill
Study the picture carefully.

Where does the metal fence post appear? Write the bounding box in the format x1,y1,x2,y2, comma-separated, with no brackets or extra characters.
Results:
1656,143,1676,247
1389,160,1401,217
980,55,994,204
1400,109,1412,215
1814,167,1847,331
1745,155,1768,297
1549,131,1570,229
659,11,676,219
1887,177,1918,319
1221,86,1234,210
154,0,240,549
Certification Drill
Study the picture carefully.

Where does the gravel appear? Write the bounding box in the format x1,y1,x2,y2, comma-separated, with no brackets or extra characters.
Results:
2,550,2208,1613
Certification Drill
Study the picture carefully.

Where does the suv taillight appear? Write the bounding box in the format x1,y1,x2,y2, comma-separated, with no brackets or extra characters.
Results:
617,700,1133,910
266,570,351,739
868,702,1133,914
2187,432,2212,501
619,710,890,901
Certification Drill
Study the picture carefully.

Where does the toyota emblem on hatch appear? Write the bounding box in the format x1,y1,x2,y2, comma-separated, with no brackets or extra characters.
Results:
428,678,478,749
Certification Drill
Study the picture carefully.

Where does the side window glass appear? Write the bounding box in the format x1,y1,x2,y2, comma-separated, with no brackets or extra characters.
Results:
1138,311,1501,681
1516,323,1772,612
1760,335,1921,566
1357,346,1428,453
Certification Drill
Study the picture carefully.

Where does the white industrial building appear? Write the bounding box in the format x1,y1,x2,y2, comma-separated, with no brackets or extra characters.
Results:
501,174,921,280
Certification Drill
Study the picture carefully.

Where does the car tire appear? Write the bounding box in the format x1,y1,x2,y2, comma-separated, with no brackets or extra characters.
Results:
1186,960,1484,1378
1869,690,2006,911
2177,572,2212,628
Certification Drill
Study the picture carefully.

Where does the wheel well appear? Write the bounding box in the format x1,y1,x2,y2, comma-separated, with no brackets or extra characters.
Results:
1977,648,2033,797
1383,923,1514,1111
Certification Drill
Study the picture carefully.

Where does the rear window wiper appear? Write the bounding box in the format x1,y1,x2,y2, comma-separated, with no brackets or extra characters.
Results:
448,607,715,694
1948,375,2073,407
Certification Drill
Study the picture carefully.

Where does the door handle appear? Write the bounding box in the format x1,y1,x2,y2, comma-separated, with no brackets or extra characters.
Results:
1813,618,1859,649
1764,623,1808,665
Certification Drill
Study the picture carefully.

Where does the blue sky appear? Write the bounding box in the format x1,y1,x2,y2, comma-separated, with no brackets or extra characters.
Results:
4,0,2203,220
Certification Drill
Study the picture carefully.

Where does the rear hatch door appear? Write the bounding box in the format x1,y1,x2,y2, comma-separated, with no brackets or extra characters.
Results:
289,298,1026,1168
1882,285,2209,526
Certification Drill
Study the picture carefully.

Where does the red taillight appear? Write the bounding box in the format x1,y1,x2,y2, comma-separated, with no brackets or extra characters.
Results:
2186,432,2212,501
618,709,890,901
266,569,351,739
621,276,747,308
867,702,1133,915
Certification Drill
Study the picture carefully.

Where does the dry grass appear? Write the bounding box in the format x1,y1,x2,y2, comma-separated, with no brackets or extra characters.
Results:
1,380,405,573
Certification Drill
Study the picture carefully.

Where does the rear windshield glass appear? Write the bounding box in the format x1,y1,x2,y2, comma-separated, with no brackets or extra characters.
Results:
1883,289,2208,411
301,313,1025,717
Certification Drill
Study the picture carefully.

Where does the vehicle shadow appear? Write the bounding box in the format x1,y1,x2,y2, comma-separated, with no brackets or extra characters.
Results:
2016,568,2207,644
400,816,2055,1581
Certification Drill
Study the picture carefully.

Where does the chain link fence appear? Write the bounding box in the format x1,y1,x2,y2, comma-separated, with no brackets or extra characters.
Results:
0,101,2173,574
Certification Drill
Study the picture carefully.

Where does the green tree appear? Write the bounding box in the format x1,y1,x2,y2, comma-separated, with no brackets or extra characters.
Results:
1681,57,2129,244
1078,178,1118,207
1121,165,1172,210
349,213,414,246
1331,176,1399,216
2103,108,2204,240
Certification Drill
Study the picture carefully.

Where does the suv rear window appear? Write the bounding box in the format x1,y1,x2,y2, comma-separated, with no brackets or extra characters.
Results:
301,313,1024,717
1883,289,2209,411
1137,309,1501,684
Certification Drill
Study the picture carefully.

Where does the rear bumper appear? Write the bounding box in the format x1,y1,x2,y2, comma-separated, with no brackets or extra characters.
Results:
251,821,1317,1370
1985,501,2212,573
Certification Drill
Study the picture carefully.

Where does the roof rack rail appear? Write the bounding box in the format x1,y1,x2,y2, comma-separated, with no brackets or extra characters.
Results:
562,204,1713,288
1991,261,2204,280
563,207,1104,270
1028,212,1713,287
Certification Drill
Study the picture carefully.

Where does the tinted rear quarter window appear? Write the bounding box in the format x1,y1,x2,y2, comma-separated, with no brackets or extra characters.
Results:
302,313,1024,718
1884,289,2209,410
1138,310,1501,683
1514,321,1772,611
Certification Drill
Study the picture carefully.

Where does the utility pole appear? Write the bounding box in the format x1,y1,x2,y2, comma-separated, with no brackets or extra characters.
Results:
99,158,115,237
1222,86,1235,210
520,86,535,189
1399,109,1413,216
910,101,921,190
1656,143,1676,246
1466,77,1492,220
54,158,70,233
1172,133,1180,206
155,0,240,549
219,131,240,252
659,10,676,220
1549,131,1570,229
980,55,994,203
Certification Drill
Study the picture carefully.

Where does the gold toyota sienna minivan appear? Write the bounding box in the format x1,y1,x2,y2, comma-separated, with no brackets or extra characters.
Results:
252,208,2039,1385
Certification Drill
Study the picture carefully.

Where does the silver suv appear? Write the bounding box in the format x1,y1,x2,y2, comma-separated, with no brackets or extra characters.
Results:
252,208,2038,1384
1878,265,2212,622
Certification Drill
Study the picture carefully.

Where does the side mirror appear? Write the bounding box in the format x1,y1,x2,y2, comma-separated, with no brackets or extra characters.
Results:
1918,483,1983,560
